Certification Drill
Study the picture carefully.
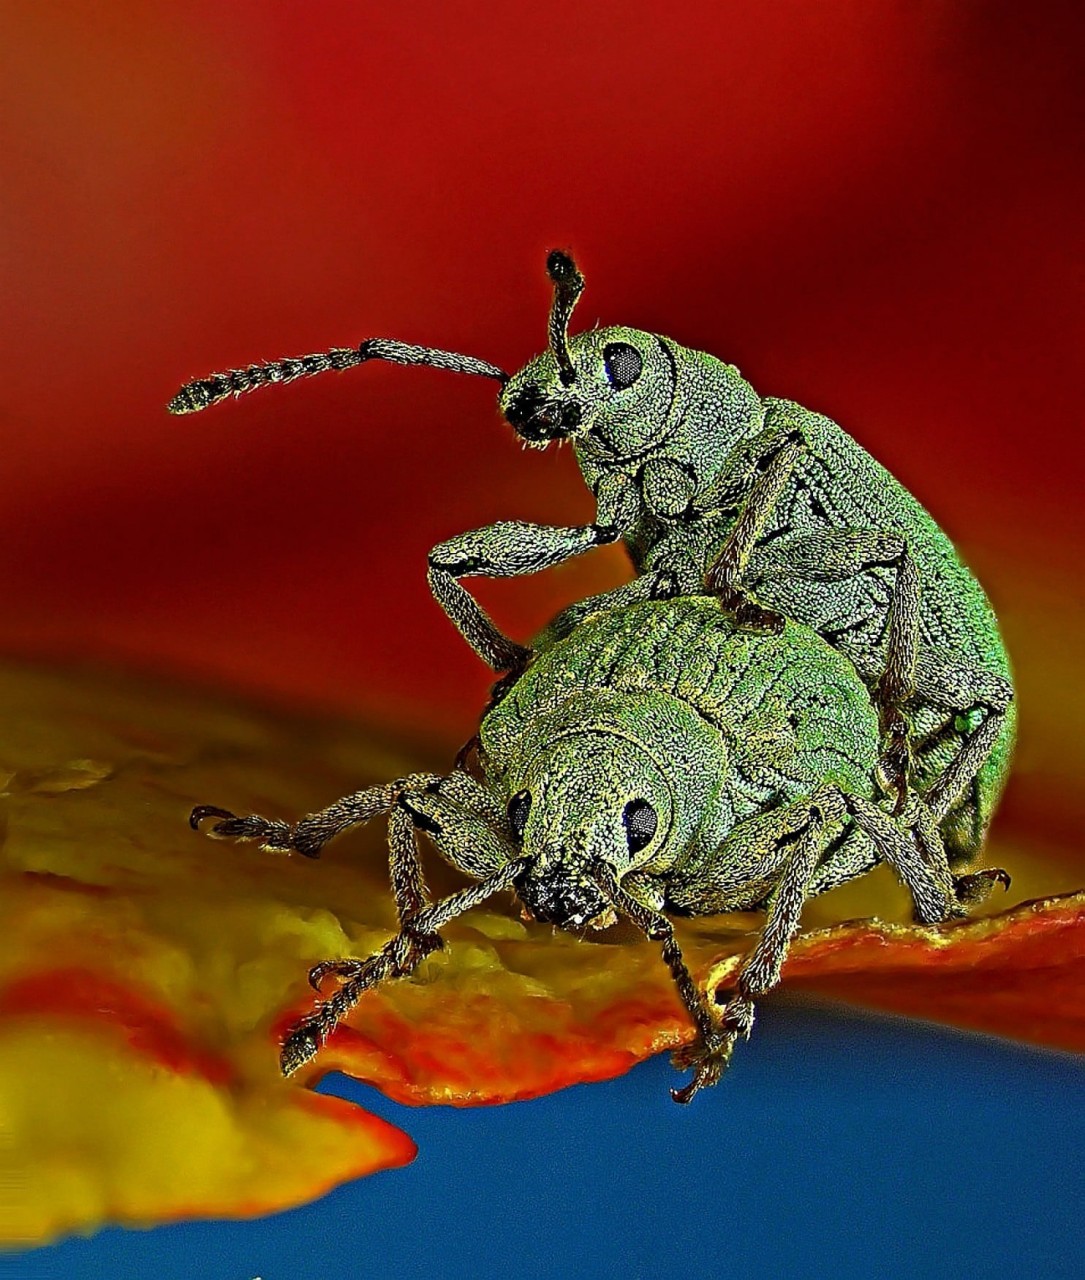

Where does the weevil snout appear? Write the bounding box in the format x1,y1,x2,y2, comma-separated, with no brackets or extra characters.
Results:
501,383,583,444
519,865,611,929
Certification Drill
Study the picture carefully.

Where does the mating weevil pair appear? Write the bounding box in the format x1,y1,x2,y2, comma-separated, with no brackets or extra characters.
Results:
177,251,1014,1101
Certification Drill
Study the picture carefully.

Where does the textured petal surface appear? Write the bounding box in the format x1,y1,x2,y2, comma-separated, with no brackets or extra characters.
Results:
707,893,1085,1054
1,658,1082,1246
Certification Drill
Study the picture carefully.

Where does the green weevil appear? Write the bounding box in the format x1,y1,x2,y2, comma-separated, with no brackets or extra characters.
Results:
191,596,1008,1103
169,251,1015,864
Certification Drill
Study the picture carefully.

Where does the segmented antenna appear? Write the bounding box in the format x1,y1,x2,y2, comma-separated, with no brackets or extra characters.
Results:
168,338,508,415
545,250,585,386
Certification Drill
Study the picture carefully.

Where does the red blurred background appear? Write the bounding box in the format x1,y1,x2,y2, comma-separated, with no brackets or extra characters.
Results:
2,2,1082,851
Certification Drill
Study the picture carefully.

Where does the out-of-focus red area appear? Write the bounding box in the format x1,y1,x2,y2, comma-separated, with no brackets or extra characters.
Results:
1,2,1082,838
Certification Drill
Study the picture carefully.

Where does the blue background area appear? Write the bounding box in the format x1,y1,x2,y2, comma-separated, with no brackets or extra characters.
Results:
21,1001,1085,1280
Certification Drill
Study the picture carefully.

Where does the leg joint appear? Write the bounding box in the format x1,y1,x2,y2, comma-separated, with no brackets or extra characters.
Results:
428,551,482,575
397,792,442,836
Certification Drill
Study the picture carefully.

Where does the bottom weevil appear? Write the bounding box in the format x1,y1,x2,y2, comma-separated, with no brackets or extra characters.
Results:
191,597,1009,1102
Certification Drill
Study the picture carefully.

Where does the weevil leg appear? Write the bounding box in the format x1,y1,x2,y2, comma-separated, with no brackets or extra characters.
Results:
428,470,640,669
393,769,516,880
717,806,827,1027
911,651,1014,859
841,644,1013,727
846,794,957,923
692,413,817,521
669,795,838,1098
952,866,1011,905
192,767,519,1021
426,556,532,673
190,765,513,919
872,544,921,812
307,956,367,992
664,787,841,918
839,642,1013,856
428,517,626,671
597,791,839,1102
326,773,517,976
806,821,880,895
704,431,807,630
915,710,1012,906
281,857,529,1076
921,706,1007,822
591,864,726,1104
386,800,437,935
855,785,1008,917
189,779,423,857
745,527,924,810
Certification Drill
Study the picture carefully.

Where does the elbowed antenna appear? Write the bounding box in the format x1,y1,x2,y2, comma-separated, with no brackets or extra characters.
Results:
545,250,585,386
167,337,509,415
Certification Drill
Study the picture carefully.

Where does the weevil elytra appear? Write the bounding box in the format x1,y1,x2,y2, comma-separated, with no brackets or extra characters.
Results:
169,252,1014,865
191,596,1008,1103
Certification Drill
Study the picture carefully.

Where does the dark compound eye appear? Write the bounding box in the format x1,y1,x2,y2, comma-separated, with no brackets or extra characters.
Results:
622,798,657,853
603,342,643,390
507,790,532,841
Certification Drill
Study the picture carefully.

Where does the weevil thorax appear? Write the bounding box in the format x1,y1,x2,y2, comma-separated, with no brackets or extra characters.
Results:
507,730,673,930
500,326,675,457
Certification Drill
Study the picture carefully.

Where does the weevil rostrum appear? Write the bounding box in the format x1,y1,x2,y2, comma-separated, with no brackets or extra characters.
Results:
192,597,1008,1103
170,251,1014,869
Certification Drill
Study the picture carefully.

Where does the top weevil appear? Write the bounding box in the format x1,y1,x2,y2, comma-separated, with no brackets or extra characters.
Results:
169,251,1014,862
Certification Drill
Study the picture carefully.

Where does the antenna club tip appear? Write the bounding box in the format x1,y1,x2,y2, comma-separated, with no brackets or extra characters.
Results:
546,249,581,284
167,381,215,415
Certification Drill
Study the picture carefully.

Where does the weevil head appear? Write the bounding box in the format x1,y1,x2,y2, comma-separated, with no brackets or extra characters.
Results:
498,250,680,460
504,731,673,931
500,326,679,458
